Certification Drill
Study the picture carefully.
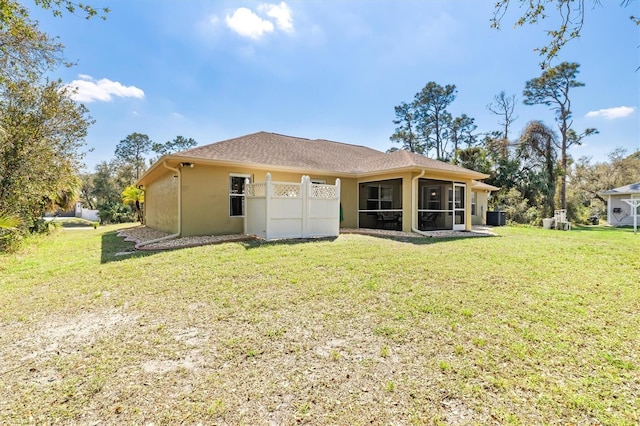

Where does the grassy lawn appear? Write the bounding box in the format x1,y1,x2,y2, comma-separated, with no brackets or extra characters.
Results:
1,225,638,425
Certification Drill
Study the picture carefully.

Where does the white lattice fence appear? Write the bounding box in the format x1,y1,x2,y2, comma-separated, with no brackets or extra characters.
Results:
245,174,341,241
245,182,266,197
273,183,301,198
311,184,337,199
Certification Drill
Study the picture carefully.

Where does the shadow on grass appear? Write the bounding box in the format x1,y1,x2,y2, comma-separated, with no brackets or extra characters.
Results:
102,228,497,259
238,232,494,249
100,230,155,264
238,236,338,250
391,234,496,246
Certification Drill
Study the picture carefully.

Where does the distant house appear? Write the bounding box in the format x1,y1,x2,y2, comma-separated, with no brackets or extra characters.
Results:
136,132,498,238
599,182,640,226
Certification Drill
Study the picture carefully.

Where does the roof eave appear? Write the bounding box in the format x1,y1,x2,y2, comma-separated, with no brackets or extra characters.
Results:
136,154,174,186
354,166,489,180
598,191,640,196
472,181,500,191
138,155,359,184
138,156,490,186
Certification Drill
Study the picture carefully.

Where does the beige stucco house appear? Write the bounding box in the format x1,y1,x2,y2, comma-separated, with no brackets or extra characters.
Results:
136,132,498,237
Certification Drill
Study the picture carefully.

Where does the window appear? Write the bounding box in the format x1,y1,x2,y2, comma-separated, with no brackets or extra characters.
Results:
229,174,251,217
425,187,441,210
471,192,477,216
418,180,445,211
367,184,393,210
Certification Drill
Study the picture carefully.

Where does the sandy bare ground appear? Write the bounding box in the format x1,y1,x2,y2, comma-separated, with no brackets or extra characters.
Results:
1,304,490,424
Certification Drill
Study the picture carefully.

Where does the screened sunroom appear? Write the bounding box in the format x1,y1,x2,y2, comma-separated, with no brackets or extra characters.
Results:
358,178,403,230
417,178,466,231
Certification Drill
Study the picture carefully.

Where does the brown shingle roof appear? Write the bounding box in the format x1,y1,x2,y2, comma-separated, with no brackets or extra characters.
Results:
471,180,500,191
173,132,486,177
358,149,486,176
176,132,382,173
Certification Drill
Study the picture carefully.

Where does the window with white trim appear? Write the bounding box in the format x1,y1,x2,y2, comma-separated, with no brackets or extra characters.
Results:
367,184,393,210
471,192,477,216
229,174,251,217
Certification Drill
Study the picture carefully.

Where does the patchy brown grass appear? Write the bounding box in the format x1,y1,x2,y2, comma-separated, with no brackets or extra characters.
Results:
0,224,638,424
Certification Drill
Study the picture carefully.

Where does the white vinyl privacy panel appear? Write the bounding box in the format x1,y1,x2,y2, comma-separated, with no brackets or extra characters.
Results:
245,174,340,241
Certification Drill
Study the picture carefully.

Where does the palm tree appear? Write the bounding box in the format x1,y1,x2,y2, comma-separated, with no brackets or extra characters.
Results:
0,212,22,231
518,121,558,217
121,185,145,223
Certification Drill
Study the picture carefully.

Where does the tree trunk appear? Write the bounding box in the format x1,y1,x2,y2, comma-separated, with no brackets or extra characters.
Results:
545,136,556,216
561,140,567,210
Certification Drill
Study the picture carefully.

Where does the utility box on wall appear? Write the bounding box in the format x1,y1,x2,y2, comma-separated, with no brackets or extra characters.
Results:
487,211,506,226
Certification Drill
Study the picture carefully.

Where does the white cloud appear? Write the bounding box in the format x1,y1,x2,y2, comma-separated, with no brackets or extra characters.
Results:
225,7,274,39
259,1,293,33
585,106,636,120
225,2,293,39
65,75,144,103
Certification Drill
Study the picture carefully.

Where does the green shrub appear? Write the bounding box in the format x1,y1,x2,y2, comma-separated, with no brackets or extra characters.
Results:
500,188,530,224
30,219,60,235
0,229,23,252
566,196,593,225
526,206,543,226
97,202,135,224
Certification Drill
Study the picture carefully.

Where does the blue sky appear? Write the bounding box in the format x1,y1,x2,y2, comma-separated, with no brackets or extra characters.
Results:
31,0,639,170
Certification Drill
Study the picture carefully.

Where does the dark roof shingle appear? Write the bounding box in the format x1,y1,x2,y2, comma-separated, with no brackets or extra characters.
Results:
178,132,381,173
168,131,487,178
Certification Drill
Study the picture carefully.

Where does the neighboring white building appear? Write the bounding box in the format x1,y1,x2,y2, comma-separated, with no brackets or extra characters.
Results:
599,182,640,226
75,202,100,222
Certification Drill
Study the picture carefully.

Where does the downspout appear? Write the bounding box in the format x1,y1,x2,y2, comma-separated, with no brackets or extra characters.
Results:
411,170,431,236
136,161,182,249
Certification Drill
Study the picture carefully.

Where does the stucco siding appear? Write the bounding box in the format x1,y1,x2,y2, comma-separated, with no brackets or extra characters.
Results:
473,191,490,226
180,165,230,236
338,178,358,228
145,163,487,237
144,170,178,234
178,165,353,236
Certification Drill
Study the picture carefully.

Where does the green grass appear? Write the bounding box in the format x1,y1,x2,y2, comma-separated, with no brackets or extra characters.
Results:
1,225,638,424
